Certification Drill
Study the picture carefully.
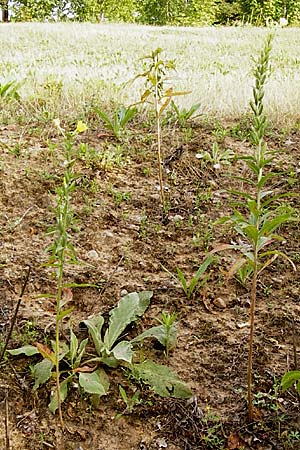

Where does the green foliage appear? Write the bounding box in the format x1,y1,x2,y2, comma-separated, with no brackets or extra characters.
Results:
116,385,141,418
94,105,137,139
134,47,189,207
131,360,192,398
170,100,201,128
240,0,300,25
196,142,235,169
281,370,300,395
0,80,22,101
132,311,177,358
164,256,213,300
5,0,300,24
217,33,295,421
9,291,191,413
137,0,217,25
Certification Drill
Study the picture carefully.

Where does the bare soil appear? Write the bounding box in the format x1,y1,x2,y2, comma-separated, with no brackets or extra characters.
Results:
0,118,299,450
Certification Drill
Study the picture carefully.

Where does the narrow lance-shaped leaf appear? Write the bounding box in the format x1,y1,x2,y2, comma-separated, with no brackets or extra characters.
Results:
83,315,104,356
188,256,213,295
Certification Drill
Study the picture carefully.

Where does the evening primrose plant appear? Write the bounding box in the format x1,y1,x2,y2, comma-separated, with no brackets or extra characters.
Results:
216,33,296,421
10,119,87,428
9,292,192,416
133,48,189,209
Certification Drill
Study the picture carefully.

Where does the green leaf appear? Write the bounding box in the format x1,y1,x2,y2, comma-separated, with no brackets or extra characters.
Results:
103,291,153,350
176,268,188,295
94,107,113,131
131,360,192,399
281,370,300,393
7,345,39,356
79,369,110,396
132,324,176,348
188,256,213,296
260,215,291,235
70,328,78,364
74,338,88,368
57,306,74,321
112,341,134,363
48,379,69,414
83,314,104,356
33,359,54,390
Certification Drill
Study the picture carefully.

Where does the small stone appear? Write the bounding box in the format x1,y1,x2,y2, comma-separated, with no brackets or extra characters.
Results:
120,289,128,297
237,322,250,329
102,230,115,238
156,437,168,448
213,297,227,309
86,250,99,260
170,214,184,222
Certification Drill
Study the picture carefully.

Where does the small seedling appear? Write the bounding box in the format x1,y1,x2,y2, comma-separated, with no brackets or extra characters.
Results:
170,100,201,127
94,105,137,139
195,142,235,170
115,385,141,419
163,256,213,300
156,311,177,358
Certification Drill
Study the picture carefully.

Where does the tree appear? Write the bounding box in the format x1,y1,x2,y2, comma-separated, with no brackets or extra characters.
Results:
1,0,9,21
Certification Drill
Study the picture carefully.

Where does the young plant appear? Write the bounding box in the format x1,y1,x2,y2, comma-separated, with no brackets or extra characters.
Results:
9,291,192,413
216,34,295,420
163,255,213,300
94,105,137,139
196,142,235,170
132,311,177,359
170,100,201,128
134,48,189,209
40,119,86,427
0,79,22,101
116,385,141,419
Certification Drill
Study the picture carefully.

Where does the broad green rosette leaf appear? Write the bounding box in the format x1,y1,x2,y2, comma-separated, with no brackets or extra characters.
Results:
103,291,153,350
79,369,110,396
7,345,39,356
33,359,54,390
132,360,192,399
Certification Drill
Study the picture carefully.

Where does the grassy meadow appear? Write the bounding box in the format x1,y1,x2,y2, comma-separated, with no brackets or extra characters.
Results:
1,23,300,125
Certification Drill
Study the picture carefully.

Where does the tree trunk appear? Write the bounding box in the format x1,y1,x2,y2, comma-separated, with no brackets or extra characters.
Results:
2,1,9,22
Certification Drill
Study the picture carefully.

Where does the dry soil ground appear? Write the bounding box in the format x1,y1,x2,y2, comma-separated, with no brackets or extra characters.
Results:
0,116,299,449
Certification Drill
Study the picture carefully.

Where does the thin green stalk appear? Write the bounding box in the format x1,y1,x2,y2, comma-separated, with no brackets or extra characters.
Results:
247,253,258,421
55,260,64,429
155,95,165,207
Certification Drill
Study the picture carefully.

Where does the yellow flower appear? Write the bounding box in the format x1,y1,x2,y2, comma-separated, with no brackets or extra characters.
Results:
75,120,88,133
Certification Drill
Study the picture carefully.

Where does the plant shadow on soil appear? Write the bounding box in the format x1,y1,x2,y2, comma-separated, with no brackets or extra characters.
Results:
0,118,299,449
